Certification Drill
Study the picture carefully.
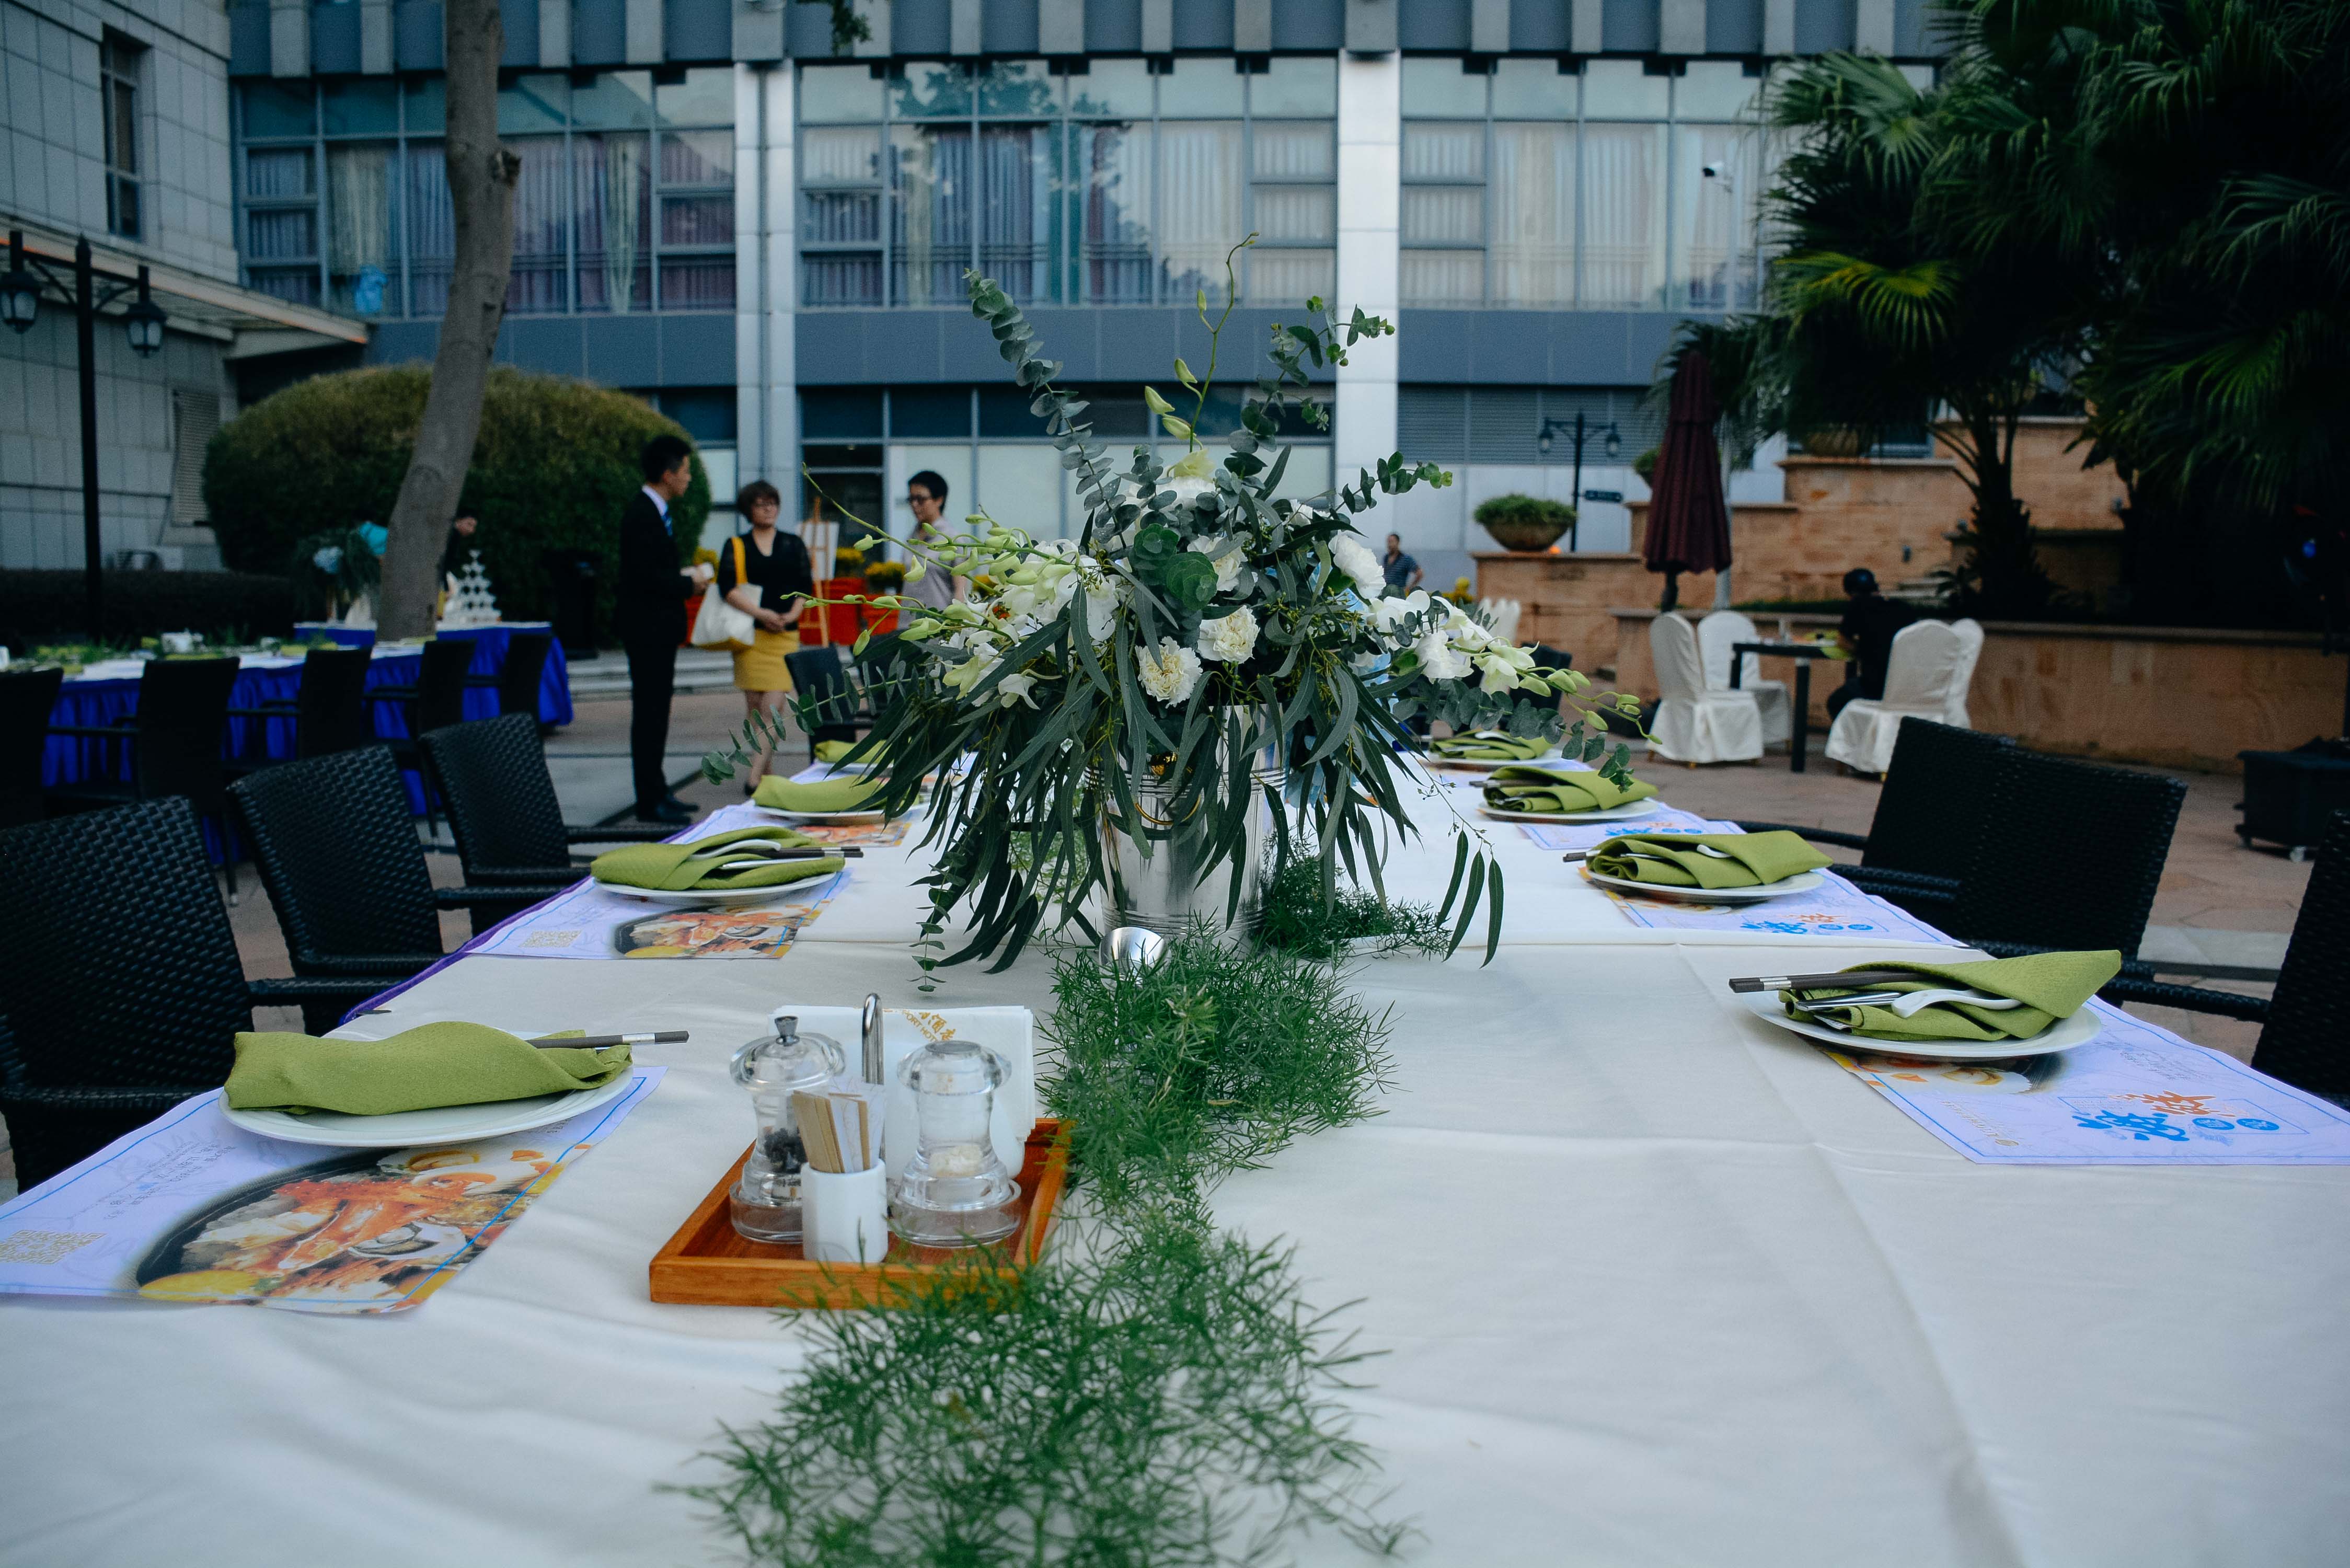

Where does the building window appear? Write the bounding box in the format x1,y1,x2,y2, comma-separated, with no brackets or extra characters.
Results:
234,70,736,319
798,56,1337,309
102,33,146,240
1401,57,1763,312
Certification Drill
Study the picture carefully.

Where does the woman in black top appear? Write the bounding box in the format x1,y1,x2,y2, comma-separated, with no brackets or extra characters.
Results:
719,480,816,789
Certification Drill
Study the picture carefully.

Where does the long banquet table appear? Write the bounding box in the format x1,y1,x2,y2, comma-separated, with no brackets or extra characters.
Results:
4,769,2346,1567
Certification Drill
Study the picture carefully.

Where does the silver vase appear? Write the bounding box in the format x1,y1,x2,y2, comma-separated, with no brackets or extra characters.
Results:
1096,760,1288,939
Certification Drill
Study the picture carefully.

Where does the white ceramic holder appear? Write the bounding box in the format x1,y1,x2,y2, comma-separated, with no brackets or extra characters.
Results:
799,1163,889,1264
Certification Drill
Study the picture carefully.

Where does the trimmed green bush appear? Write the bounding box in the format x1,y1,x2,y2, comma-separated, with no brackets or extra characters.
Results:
204,365,712,636
1471,493,1576,531
0,569,297,648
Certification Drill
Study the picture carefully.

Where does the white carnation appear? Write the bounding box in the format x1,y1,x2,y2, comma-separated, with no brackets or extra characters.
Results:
1330,535,1385,599
1195,606,1260,664
1187,535,1244,594
1136,638,1203,704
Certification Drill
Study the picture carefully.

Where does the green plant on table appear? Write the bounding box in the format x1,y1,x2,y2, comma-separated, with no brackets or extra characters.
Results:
1255,859,1453,962
706,243,1639,971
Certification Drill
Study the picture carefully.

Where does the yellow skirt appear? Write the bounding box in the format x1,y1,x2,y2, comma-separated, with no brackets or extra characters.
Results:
733,628,798,692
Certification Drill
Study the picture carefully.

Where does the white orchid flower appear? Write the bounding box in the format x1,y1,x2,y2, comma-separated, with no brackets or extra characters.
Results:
995,671,1041,708
1368,588,1431,635
1413,628,1472,682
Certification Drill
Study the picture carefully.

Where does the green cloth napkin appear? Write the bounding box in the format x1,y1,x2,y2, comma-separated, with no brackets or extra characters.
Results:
1781,950,2123,1043
1482,765,1660,815
752,774,886,813
812,740,878,765
1432,730,1556,762
226,1022,631,1116
591,826,845,892
1587,831,1828,889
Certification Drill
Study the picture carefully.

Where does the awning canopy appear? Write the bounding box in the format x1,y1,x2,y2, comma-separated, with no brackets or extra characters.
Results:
11,222,368,353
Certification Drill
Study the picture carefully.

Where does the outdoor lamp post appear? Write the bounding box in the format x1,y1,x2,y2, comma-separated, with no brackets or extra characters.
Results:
4,230,174,637
1536,413,1623,554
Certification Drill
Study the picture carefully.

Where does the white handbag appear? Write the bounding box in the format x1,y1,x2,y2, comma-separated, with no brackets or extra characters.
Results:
690,536,759,653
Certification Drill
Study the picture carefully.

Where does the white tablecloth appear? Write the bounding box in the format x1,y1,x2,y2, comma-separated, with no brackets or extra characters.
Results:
6,795,2348,1567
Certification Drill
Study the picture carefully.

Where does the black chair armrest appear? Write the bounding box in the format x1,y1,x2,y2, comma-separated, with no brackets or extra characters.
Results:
468,865,583,885
288,952,447,976
1838,866,1961,900
226,703,299,719
1734,820,1871,851
248,975,399,1005
47,722,137,739
367,684,421,703
436,883,574,910
2097,976,2273,1023
565,823,678,843
462,674,500,687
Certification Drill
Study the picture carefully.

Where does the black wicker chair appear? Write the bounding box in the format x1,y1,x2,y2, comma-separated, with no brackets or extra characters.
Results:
229,745,570,1024
419,713,670,926
468,630,552,720
369,635,476,736
786,644,876,762
2102,809,2350,1106
0,665,65,829
1942,746,2186,964
46,655,244,896
229,644,374,766
1737,718,2014,917
0,798,387,1187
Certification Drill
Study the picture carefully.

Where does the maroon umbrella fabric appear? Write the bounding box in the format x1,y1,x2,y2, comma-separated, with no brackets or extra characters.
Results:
1643,349,1734,584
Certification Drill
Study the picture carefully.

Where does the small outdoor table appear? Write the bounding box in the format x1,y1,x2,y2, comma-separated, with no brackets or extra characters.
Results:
1727,641,1854,774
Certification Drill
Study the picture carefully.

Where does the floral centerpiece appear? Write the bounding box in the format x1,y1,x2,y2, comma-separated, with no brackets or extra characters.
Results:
708,253,1637,969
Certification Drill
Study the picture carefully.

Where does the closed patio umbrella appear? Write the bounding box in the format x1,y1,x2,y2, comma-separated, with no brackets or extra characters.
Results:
1643,348,1734,611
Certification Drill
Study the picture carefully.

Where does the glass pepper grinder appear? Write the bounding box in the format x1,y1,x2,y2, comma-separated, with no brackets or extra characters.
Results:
729,1012,846,1244
888,1035,1021,1247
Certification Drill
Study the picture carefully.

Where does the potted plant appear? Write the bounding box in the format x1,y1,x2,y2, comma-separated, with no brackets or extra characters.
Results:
1473,493,1576,553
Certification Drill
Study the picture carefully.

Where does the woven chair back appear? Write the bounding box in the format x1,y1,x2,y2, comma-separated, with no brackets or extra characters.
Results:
0,797,247,1090
415,637,478,733
0,665,64,828
2252,809,2350,1101
496,632,552,719
786,645,861,742
420,712,569,879
1949,747,2185,959
293,646,374,759
131,657,240,813
1862,718,2013,880
229,744,443,970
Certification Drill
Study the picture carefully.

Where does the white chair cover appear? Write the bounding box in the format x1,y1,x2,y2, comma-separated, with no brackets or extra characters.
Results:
1943,617,1985,727
1650,614,1764,764
1696,609,1792,747
1824,619,1968,775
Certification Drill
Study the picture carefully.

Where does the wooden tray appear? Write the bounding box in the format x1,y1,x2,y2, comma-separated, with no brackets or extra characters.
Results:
649,1118,1071,1308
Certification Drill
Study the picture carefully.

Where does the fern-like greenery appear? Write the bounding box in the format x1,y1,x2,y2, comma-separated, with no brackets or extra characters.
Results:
1256,859,1453,963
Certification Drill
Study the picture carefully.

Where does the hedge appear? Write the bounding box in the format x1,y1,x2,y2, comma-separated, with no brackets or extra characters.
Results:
0,569,298,649
204,365,712,637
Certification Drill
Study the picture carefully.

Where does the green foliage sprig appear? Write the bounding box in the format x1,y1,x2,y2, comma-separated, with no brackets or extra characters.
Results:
1256,860,1453,963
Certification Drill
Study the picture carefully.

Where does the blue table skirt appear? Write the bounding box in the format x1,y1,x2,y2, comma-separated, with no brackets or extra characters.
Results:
291,624,574,728
47,628,572,860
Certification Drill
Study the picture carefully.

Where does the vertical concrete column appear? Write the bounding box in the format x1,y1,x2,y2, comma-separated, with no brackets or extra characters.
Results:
1763,0,1795,55
1470,0,1508,54
736,65,798,492
1038,0,1085,54
951,0,982,54
1235,0,1271,54
360,0,394,73
626,0,662,63
1142,0,1172,54
1661,0,1706,54
1343,0,1395,52
269,0,308,77
1570,0,1604,55
853,0,891,55
1334,51,1399,486
542,0,573,66
1854,0,1894,53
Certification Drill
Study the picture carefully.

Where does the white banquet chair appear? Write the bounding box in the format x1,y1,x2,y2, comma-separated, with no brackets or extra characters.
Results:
1649,613,1764,764
1943,617,1985,727
1697,609,1792,748
1478,597,1523,647
1824,619,1969,775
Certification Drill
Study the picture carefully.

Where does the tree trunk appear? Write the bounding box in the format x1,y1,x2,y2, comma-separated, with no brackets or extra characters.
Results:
1950,407,2051,618
376,0,520,638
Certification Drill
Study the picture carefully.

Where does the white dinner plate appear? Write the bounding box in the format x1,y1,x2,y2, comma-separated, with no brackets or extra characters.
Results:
1735,989,2103,1061
222,1075,636,1149
1424,752,1572,773
1579,865,1824,904
602,881,822,907
1480,799,1662,824
759,805,891,825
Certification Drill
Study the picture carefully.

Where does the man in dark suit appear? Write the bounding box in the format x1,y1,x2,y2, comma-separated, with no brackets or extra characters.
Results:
617,435,707,823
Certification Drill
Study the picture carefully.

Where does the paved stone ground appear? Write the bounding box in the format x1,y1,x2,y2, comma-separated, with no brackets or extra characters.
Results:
0,710,2305,1196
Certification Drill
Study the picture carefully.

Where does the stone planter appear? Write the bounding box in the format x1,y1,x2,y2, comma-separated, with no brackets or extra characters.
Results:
1481,518,1570,553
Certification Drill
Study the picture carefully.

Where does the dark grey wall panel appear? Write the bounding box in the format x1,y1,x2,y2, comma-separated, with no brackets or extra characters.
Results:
309,2,361,73
787,2,840,55
1086,0,1143,49
229,3,271,75
1398,310,1701,385
1892,0,1935,55
1398,0,1470,50
1170,0,1235,49
394,1,443,70
666,0,733,59
503,316,586,376
660,314,738,380
1271,0,1342,50
371,316,735,386
572,0,628,64
983,0,1042,53
1793,0,1853,52
367,321,438,365
584,315,661,383
794,308,1332,385
1600,0,1659,52
501,0,540,65
1706,0,1762,53
893,0,953,52
1509,0,1570,52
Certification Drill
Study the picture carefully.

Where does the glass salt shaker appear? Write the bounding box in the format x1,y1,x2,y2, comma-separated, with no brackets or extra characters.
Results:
729,1013,846,1244
888,1035,1021,1247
